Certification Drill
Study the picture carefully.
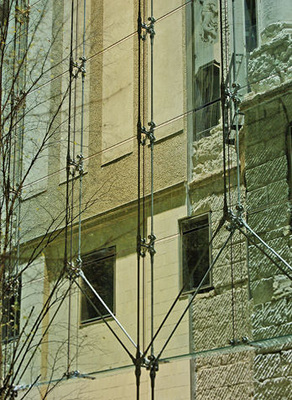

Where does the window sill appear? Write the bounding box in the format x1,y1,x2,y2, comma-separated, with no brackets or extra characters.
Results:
180,286,215,300
79,314,114,328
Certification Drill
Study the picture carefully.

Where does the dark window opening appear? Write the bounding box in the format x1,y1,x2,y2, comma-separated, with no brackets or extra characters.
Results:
2,276,21,342
80,246,115,324
193,61,221,141
245,0,257,53
181,215,212,292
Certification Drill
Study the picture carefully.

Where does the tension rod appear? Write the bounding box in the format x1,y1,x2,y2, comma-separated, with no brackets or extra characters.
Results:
78,269,141,352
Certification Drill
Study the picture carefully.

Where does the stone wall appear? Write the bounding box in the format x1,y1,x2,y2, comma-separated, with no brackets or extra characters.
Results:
191,34,292,400
194,349,254,400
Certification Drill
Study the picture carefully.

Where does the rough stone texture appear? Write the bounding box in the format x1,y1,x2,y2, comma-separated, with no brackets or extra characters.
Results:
192,125,237,181
249,25,292,93
251,297,292,340
193,287,251,352
191,26,292,399
254,349,292,400
194,350,254,400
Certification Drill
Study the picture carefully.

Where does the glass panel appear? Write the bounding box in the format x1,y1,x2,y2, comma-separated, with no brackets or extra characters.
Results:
152,5,184,140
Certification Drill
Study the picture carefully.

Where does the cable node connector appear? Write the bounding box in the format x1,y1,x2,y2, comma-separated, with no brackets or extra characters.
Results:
141,16,156,40
69,156,84,176
229,338,241,346
71,57,87,78
77,154,84,175
140,238,147,257
140,121,156,145
229,82,242,105
236,203,244,217
67,260,81,278
65,370,95,380
229,336,249,346
146,354,159,372
79,56,87,76
226,209,244,232
140,234,156,256
148,233,156,255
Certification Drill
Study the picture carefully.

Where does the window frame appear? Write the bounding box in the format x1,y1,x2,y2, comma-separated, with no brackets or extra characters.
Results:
80,246,116,326
179,213,213,294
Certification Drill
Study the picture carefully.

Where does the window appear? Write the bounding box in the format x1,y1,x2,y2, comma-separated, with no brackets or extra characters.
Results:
180,215,211,292
244,0,257,53
80,246,115,324
192,0,221,141
190,0,258,141
1,276,21,342
194,60,221,140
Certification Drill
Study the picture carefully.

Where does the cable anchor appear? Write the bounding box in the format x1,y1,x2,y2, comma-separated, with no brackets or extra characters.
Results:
71,56,87,78
229,336,249,346
67,260,82,279
69,155,84,176
140,121,156,145
146,354,159,372
65,370,95,380
226,83,242,106
77,153,84,175
141,16,156,40
226,209,244,232
140,234,156,257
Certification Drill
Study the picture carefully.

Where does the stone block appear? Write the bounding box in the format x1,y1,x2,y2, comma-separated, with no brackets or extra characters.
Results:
267,180,289,205
252,322,292,341
261,298,290,327
249,259,278,281
245,156,288,192
273,275,292,299
246,187,269,210
247,203,289,235
245,135,286,170
195,351,254,400
250,278,274,305
254,377,292,400
282,350,292,376
254,353,281,380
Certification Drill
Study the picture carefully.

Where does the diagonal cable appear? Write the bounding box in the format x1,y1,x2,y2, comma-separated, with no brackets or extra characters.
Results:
156,229,235,362
74,271,136,362
237,218,292,279
79,270,139,351
143,214,227,358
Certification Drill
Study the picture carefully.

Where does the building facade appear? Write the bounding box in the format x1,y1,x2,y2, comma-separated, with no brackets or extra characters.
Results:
0,0,291,399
